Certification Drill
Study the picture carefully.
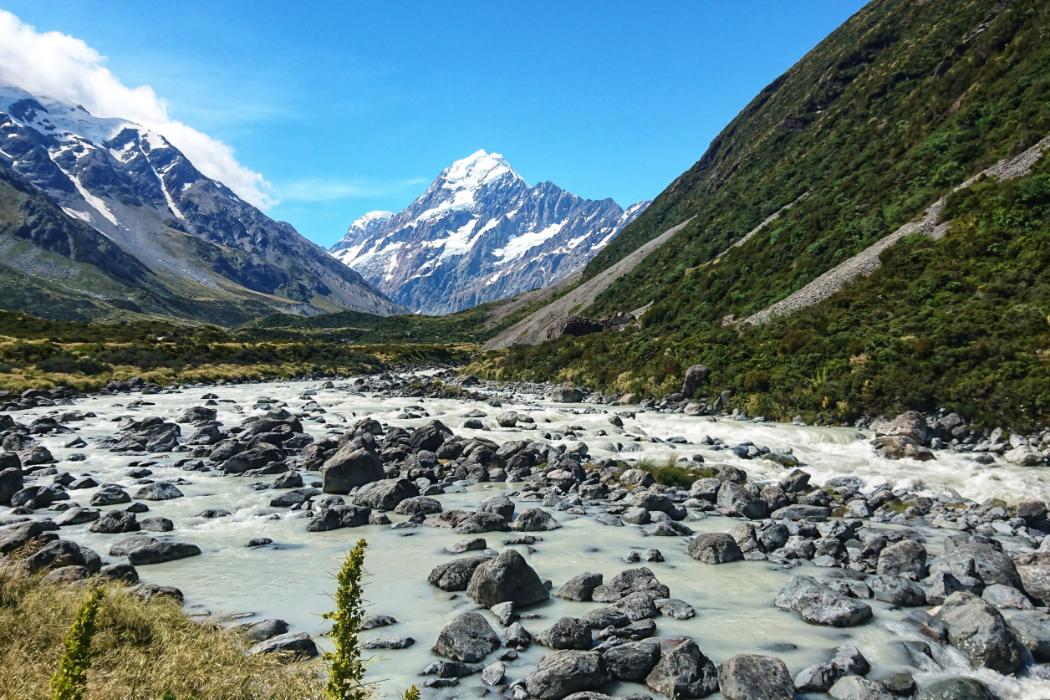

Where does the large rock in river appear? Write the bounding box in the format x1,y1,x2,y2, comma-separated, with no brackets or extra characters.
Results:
718,654,794,700
432,611,500,663
646,639,718,698
352,478,419,511
467,549,548,608
774,576,872,627
321,447,383,494
525,650,609,699
935,591,1023,674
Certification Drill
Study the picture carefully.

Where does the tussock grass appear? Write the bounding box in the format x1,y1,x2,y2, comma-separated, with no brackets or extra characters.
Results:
0,562,324,700
632,455,714,488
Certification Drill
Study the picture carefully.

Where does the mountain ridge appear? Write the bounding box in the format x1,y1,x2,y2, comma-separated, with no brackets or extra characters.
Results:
0,84,404,322
331,149,647,314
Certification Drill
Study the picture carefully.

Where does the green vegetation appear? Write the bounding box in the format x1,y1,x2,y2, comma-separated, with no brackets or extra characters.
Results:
479,162,1050,429
0,562,323,699
402,686,420,700
325,539,369,700
632,456,713,488
0,311,469,392
245,305,494,344
477,0,1050,431
49,588,103,700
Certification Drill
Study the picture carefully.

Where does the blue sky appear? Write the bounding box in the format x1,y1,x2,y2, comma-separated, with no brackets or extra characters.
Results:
3,1,865,247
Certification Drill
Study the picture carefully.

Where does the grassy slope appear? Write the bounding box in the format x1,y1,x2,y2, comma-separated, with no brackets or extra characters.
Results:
0,311,467,392
0,563,322,699
476,0,1050,430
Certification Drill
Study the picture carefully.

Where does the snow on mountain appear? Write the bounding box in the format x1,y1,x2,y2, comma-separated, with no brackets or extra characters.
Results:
0,84,403,317
331,149,648,314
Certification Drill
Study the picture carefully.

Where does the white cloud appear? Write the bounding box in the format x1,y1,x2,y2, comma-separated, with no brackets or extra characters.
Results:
0,10,276,209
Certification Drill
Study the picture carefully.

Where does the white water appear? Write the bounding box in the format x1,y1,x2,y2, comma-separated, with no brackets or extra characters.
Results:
7,378,1050,698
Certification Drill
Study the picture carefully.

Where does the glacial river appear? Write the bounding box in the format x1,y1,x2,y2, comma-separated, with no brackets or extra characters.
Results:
6,378,1050,698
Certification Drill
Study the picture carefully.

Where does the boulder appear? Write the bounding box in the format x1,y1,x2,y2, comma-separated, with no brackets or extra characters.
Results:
794,646,870,693
774,576,872,627
682,364,710,398
467,549,549,608
352,478,419,511
525,650,609,699
26,539,101,573
602,639,660,681
936,591,1022,673
876,540,927,580
915,678,995,700
0,465,23,505
1005,609,1050,662
718,654,793,700
89,510,140,534
248,632,318,659
555,572,603,602
512,507,561,532
432,612,500,663
428,556,492,592
537,617,592,650
645,639,719,698
688,533,742,564
127,541,202,565
1014,551,1050,603
320,447,383,494
829,675,894,700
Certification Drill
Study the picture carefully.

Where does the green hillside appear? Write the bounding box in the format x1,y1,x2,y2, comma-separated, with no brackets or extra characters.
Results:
478,0,1050,429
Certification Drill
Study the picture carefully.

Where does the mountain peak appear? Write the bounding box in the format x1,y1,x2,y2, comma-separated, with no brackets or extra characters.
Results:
438,149,519,191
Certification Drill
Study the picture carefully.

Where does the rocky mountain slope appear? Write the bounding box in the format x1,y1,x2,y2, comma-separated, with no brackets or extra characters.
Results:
330,150,647,314
478,0,1050,430
0,85,403,322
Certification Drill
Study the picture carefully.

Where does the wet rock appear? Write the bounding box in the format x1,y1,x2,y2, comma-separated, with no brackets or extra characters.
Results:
718,654,793,700
270,487,320,508
352,478,419,511
915,678,995,700
512,507,561,531
770,504,829,521
127,541,202,565
876,540,927,580
936,536,1021,588
774,576,872,627
656,598,696,620
828,675,894,700
869,575,926,607
446,537,487,554
433,611,500,663
981,583,1032,609
394,496,442,516
555,572,603,602
687,532,742,564
320,447,383,494
429,556,493,592
537,617,592,650
1004,609,1050,661
100,563,139,584
645,639,719,698
602,639,660,681
26,539,101,573
525,650,609,699
936,591,1023,673
794,646,870,692
54,507,100,526
1015,550,1050,603
482,661,506,685
90,486,131,506
89,510,140,534
134,482,184,501
240,618,289,642
467,549,549,608
248,632,318,659
0,465,23,505
306,504,370,532
363,636,415,650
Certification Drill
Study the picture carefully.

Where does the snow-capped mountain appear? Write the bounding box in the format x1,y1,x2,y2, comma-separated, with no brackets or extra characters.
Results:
330,150,648,314
0,84,403,321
